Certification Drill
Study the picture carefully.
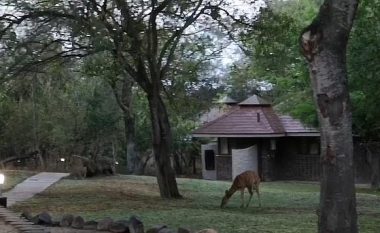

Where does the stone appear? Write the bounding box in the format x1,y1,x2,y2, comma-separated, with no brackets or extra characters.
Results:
177,227,192,233
128,216,144,233
196,229,218,233
146,225,167,233
20,210,33,220
158,228,175,233
36,212,52,225
109,220,130,233
71,215,85,229
30,215,39,225
83,220,98,230
60,214,74,227
51,220,60,227
97,217,114,231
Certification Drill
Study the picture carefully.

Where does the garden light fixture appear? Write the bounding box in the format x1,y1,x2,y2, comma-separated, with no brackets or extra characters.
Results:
0,174,4,196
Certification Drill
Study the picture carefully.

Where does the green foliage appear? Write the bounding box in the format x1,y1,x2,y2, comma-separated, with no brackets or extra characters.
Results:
348,0,380,140
0,62,123,161
228,0,320,126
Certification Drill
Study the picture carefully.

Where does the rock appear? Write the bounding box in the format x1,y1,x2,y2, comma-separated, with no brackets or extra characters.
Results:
196,229,218,233
146,225,167,233
71,216,85,229
158,228,175,233
20,210,33,220
128,216,144,233
70,155,87,179
97,217,114,231
96,156,116,175
51,220,60,227
60,214,74,227
177,227,192,233
31,215,39,225
35,212,52,225
83,220,98,230
84,159,97,177
109,220,130,233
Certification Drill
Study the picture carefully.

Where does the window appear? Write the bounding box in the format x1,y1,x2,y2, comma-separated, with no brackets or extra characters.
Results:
205,150,215,170
297,138,320,155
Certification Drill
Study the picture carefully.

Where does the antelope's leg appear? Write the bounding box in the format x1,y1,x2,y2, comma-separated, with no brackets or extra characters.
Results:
246,187,253,208
240,190,244,208
255,185,261,207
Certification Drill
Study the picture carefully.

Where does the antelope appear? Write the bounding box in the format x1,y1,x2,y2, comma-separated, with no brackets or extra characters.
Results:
220,170,261,208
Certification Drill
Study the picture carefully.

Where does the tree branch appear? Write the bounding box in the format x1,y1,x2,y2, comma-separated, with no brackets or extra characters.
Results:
159,0,206,79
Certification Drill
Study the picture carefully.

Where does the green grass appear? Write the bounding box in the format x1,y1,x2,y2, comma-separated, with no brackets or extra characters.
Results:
1,169,37,191
10,175,380,233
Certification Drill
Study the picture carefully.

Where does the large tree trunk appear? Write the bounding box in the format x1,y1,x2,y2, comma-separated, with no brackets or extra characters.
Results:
147,90,182,198
300,1,359,232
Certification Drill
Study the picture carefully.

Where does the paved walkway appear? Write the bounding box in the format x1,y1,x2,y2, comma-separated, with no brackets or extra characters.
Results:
0,172,69,233
4,172,70,207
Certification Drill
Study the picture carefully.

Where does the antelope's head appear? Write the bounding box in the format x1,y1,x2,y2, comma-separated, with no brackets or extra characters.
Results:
220,189,233,208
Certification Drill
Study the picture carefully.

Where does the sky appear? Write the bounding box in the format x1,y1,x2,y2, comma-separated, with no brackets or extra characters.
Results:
0,0,267,80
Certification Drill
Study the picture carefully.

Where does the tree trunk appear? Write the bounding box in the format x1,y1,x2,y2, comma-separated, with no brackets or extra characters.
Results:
124,112,143,174
112,76,143,174
300,1,359,232
121,77,143,174
147,90,182,198
173,152,183,175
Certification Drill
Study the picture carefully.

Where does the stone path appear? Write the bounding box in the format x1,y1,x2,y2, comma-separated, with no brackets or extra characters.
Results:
0,206,48,232
0,172,70,233
4,172,70,207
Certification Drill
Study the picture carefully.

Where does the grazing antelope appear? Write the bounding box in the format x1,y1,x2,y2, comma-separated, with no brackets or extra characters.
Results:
220,170,261,208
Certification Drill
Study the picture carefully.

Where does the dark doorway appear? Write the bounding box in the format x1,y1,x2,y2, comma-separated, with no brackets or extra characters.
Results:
205,150,215,170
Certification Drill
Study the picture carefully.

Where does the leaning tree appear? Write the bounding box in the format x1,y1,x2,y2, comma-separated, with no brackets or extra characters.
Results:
300,0,359,232
0,0,261,198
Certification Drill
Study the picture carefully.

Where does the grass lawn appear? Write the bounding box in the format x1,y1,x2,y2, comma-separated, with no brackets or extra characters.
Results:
10,175,380,233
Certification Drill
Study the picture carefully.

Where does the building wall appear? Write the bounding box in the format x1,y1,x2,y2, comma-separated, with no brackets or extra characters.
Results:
201,143,217,180
201,137,371,182
276,137,320,180
232,146,258,179
216,155,232,180
276,137,370,182
261,139,276,181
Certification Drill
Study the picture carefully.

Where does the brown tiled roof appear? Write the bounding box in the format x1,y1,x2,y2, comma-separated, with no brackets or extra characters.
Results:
193,107,319,137
193,95,319,137
193,106,286,136
279,115,319,134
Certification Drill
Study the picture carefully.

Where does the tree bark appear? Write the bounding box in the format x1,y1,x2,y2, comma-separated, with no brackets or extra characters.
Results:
147,89,182,198
173,152,183,175
300,1,359,232
124,112,143,174
111,76,143,175
121,77,143,175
